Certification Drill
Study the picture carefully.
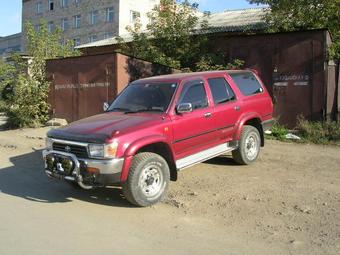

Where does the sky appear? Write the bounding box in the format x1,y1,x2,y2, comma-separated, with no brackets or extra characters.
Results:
0,0,263,37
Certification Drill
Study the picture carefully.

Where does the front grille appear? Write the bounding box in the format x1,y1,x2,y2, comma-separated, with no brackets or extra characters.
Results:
53,143,88,158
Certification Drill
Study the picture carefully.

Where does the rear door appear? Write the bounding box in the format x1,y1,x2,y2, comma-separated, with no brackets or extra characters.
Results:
172,79,218,159
206,76,241,142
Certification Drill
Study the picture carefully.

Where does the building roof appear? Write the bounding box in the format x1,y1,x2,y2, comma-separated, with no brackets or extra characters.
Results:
201,8,268,33
76,8,268,49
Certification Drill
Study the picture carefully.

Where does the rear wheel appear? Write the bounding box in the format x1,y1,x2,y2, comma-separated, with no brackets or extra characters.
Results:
232,125,261,165
122,152,170,207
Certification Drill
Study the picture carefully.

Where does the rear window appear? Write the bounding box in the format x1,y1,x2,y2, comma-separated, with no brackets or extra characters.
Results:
230,72,263,96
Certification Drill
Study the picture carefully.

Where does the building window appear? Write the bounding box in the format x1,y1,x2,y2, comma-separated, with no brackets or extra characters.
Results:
48,0,54,11
61,0,69,8
73,38,81,46
90,10,99,25
61,18,69,31
48,21,55,32
104,32,114,39
36,2,43,14
35,24,41,32
89,35,98,43
74,15,81,28
106,7,114,22
130,10,141,23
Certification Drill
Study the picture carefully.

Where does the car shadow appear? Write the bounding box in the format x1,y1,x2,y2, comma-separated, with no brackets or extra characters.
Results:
203,154,239,166
0,149,133,208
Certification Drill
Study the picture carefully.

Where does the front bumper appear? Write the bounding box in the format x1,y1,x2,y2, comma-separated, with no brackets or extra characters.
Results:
42,149,124,188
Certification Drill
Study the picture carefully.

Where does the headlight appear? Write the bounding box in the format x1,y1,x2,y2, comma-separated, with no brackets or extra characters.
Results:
46,138,53,150
88,142,118,159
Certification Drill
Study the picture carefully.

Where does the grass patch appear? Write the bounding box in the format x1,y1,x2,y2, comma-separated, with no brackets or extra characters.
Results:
297,117,340,145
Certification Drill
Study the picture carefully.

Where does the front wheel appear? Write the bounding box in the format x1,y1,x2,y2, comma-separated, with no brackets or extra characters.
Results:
122,152,170,207
232,125,261,165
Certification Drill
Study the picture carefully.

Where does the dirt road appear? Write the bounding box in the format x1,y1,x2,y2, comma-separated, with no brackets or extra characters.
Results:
0,127,339,255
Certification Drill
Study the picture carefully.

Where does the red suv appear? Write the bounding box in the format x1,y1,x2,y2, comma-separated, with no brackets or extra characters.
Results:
43,70,274,206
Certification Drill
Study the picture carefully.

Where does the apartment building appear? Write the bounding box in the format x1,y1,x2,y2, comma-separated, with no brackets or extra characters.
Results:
0,33,22,58
22,0,159,49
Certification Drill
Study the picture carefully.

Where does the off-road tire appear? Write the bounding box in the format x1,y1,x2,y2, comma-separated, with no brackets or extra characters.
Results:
122,152,170,207
232,125,261,165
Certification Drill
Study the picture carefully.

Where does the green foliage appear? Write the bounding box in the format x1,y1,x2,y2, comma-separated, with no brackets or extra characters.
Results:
119,0,220,70
270,121,289,141
0,59,17,100
297,116,340,144
196,55,245,71
26,20,80,83
0,99,7,112
0,21,80,128
248,0,340,59
6,75,50,128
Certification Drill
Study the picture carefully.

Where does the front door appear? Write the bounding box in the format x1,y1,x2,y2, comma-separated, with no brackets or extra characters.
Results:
172,79,217,159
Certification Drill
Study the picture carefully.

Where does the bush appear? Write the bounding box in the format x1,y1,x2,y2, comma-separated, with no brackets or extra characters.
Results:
6,75,50,128
0,100,7,112
270,122,289,141
297,116,340,144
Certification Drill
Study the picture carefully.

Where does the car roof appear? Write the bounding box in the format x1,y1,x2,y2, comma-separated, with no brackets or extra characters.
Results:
135,70,253,83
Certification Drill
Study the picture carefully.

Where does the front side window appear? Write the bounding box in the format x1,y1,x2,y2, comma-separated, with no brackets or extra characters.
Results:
108,83,178,113
179,81,208,110
230,72,264,96
208,77,236,105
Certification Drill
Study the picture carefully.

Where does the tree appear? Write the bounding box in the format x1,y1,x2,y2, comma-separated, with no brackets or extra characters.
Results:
119,0,211,70
248,0,340,59
1,21,80,127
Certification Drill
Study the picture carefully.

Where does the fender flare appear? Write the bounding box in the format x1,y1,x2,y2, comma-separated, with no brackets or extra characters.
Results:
233,113,262,141
120,135,175,182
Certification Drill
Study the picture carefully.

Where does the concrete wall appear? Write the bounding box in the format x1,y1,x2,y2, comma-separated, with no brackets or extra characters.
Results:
22,0,159,51
119,0,159,35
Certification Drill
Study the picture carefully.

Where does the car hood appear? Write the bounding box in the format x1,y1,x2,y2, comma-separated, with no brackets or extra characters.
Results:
47,112,164,143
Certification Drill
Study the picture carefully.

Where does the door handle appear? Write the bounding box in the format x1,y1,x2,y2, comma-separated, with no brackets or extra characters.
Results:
204,112,212,118
234,106,241,111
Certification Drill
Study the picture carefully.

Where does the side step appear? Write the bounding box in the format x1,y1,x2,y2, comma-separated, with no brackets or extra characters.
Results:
176,143,237,170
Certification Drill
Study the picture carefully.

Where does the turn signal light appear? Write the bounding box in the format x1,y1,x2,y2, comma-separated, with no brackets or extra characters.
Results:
87,167,100,174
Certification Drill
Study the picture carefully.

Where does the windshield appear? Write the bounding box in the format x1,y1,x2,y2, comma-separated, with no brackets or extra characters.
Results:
108,82,178,113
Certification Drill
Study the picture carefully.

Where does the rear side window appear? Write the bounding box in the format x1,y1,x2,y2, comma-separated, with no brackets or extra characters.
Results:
208,77,236,105
179,81,208,110
230,72,263,96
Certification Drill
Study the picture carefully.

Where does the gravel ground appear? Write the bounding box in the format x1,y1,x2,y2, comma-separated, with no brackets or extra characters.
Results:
0,127,339,255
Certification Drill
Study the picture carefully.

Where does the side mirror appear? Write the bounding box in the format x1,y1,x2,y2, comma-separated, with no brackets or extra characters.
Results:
176,103,193,114
103,102,109,112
